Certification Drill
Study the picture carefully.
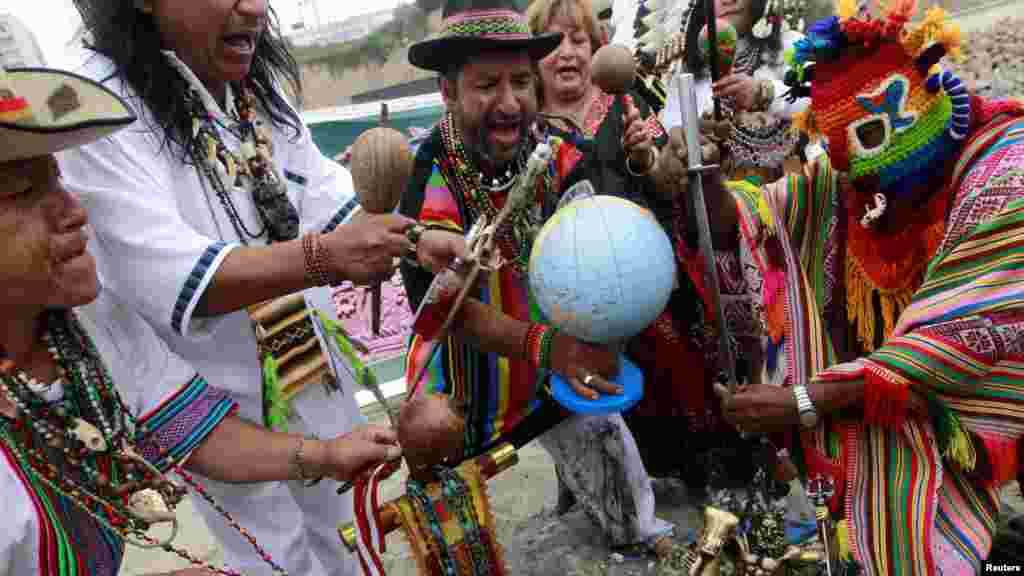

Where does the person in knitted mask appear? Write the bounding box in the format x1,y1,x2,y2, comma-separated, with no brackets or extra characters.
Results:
657,0,1024,572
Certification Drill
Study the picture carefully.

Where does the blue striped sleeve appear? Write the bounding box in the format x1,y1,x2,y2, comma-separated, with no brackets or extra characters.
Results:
170,241,234,337
134,375,237,472
322,197,361,233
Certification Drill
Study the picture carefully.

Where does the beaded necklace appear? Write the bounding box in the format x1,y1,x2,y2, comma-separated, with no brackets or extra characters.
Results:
0,309,287,576
439,113,552,274
184,77,300,246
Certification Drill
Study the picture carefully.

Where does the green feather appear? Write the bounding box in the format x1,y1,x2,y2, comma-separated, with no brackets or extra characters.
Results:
262,353,291,432
315,311,396,426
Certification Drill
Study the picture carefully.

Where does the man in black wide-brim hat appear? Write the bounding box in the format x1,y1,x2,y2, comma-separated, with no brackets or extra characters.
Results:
398,0,675,559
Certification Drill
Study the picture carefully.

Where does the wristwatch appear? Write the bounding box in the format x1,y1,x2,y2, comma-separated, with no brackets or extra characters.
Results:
793,385,819,429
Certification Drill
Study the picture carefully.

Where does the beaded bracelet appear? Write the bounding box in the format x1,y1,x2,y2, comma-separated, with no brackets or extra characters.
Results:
523,323,558,371
302,232,332,287
293,435,324,487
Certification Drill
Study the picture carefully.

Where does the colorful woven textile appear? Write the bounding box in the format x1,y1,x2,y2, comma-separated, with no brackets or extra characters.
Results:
400,117,577,455
731,105,1024,575
392,461,507,576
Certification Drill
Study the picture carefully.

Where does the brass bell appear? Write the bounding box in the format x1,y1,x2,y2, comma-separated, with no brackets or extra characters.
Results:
685,506,741,576
698,507,740,557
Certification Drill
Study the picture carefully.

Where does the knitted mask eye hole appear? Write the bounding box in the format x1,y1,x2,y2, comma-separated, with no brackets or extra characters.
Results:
847,112,892,158
855,119,887,151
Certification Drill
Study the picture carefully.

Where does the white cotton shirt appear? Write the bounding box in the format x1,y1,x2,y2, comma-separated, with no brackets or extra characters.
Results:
0,289,221,576
58,52,366,576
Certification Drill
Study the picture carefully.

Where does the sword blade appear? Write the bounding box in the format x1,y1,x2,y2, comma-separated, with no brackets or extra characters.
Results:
678,73,737,393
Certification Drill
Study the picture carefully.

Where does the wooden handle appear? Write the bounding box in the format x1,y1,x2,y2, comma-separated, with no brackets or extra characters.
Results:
337,443,519,552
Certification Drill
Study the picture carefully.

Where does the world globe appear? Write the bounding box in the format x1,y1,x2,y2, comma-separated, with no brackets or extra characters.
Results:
528,195,677,344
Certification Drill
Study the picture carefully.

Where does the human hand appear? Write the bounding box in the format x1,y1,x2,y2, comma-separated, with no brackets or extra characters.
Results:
326,212,415,285
720,384,799,435
621,98,655,173
549,332,622,400
416,229,470,274
712,73,763,112
699,113,732,143
321,424,401,482
655,126,721,194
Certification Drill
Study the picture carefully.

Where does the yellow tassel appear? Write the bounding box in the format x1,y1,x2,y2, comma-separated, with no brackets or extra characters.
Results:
728,180,774,233
836,520,852,560
225,154,237,182
903,6,961,61
946,423,977,471
206,136,217,164
845,256,918,351
837,0,858,20
937,19,963,62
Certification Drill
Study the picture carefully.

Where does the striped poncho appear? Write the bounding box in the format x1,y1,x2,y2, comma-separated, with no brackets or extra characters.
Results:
398,116,583,457
732,100,1024,575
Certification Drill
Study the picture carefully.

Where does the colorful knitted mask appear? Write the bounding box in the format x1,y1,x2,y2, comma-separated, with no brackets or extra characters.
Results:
784,0,969,198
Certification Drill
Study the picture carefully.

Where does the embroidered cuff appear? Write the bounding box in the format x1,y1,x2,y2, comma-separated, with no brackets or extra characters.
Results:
171,241,238,339
135,375,238,472
322,198,362,233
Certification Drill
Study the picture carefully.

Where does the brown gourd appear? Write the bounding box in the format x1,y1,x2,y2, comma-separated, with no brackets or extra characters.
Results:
591,44,636,95
396,393,466,483
347,127,415,214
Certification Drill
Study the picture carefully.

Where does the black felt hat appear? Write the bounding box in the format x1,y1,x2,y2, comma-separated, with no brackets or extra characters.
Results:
408,0,563,72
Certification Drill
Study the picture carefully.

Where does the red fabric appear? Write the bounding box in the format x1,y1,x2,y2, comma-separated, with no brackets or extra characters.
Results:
862,363,910,429
979,433,1018,487
628,308,709,422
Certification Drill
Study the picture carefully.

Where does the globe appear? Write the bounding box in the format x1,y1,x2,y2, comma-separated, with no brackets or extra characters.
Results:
528,195,677,344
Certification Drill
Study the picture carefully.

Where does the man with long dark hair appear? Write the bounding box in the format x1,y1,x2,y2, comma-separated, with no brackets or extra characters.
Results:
56,1,466,575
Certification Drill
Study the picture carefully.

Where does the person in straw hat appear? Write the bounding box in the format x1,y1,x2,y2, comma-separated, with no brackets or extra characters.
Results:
399,0,676,558
0,65,402,576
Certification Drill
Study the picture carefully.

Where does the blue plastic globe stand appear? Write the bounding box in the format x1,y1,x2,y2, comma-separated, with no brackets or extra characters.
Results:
550,354,644,415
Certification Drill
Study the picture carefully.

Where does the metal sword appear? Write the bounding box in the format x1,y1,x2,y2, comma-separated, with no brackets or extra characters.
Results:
677,72,736,395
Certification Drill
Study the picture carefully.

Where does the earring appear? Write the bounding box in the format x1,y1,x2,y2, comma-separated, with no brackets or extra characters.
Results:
752,0,774,39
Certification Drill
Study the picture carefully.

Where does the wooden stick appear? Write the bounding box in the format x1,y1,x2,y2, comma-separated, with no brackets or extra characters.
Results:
371,102,390,336
337,442,519,552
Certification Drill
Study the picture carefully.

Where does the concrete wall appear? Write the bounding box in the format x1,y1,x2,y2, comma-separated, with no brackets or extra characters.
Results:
297,8,441,110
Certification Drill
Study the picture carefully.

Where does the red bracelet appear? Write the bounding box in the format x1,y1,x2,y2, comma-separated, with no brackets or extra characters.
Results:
523,323,557,371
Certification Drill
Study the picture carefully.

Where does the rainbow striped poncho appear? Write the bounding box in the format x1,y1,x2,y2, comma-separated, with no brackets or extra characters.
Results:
733,99,1024,575
398,119,585,456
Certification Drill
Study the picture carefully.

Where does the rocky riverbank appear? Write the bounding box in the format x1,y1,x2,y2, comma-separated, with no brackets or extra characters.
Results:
952,17,1024,100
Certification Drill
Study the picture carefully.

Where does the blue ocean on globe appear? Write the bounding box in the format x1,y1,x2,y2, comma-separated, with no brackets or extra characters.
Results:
528,195,677,344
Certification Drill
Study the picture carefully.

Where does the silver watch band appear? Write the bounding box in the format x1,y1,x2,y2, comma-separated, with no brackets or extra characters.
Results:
794,385,817,423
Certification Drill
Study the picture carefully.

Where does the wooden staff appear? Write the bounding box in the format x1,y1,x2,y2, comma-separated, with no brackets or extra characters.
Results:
349,104,408,338
704,0,724,120
337,442,519,552
372,103,390,336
